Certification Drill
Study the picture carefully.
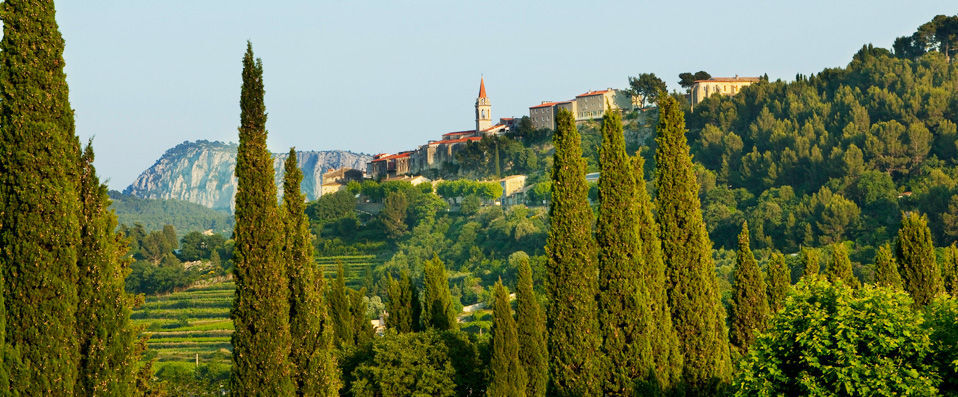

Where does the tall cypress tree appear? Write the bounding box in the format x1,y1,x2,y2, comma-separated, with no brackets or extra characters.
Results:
766,252,790,313
386,270,420,333
422,255,457,331
895,212,943,306
230,42,294,395
729,222,769,354
653,95,732,391
282,149,339,396
801,247,820,279
633,153,683,390
515,256,548,397
488,280,526,397
350,287,373,346
874,243,903,290
943,243,958,294
329,262,353,347
827,242,858,288
76,145,142,395
0,0,81,393
596,108,653,395
546,109,601,396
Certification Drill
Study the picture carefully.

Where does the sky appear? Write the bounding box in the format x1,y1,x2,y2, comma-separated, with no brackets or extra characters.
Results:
56,1,953,189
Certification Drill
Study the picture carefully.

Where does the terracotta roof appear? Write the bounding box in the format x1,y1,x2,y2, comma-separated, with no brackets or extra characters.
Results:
481,124,506,132
441,136,482,144
694,77,760,83
478,77,487,99
442,129,476,137
530,101,561,109
372,152,412,162
576,89,613,98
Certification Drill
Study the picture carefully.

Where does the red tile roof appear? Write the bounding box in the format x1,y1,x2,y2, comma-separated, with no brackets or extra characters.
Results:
478,77,487,99
442,129,476,137
694,77,760,83
371,152,412,162
576,89,612,97
530,101,561,109
481,124,506,132
442,136,483,144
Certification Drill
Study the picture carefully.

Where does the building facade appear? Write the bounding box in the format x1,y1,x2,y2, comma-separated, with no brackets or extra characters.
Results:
528,88,637,130
690,76,760,110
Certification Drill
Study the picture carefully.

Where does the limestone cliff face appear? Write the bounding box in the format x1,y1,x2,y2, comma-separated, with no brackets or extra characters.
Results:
124,140,370,211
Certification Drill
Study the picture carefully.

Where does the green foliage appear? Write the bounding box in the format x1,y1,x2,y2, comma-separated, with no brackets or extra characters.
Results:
515,257,548,397
488,280,526,397
765,252,791,313
229,42,294,395
874,243,904,289
828,241,859,287
349,331,459,397
546,109,601,396
178,231,230,263
281,149,340,395
729,222,770,354
306,189,356,224
109,191,234,235
896,212,944,306
595,108,653,395
350,287,374,346
633,154,684,390
801,247,821,279
654,95,732,390
925,297,958,394
453,135,541,180
628,73,666,106
435,179,504,201
422,255,457,331
381,191,409,240
0,0,82,391
942,244,958,294
678,71,711,89
330,262,354,348
386,270,421,333
733,280,939,396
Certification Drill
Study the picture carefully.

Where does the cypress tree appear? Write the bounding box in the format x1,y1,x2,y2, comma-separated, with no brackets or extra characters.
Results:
801,247,820,279
546,109,601,396
596,108,653,395
488,280,526,397
729,222,769,354
827,242,858,287
76,144,142,395
0,0,81,392
943,243,958,294
329,262,354,347
653,95,732,391
422,255,457,331
874,243,903,290
350,287,374,346
281,149,339,396
229,42,294,395
386,270,420,333
515,256,548,397
895,212,943,306
633,153,683,391
766,252,790,313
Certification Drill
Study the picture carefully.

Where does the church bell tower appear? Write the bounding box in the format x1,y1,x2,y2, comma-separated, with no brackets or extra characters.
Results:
475,77,492,133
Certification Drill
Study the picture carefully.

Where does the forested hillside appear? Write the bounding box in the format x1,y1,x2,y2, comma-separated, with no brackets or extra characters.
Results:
686,46,958,252
109,191,234,234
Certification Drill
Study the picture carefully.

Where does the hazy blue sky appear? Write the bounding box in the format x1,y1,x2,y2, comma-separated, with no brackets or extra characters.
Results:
57,1,952,189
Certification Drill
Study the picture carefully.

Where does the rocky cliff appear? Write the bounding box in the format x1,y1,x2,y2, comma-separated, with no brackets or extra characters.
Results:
124,140,371,211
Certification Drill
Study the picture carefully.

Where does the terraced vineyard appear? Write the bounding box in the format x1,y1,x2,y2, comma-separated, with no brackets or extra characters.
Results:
132,281,234,368
315,255,382,289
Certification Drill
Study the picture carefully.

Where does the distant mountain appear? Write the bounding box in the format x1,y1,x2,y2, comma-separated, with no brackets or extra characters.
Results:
108,190,234,234
124,140,371,210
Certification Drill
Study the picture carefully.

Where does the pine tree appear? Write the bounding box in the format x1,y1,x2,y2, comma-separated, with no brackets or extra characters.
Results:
515,256,548,397
488,280,526,397
0,0,82,392
229,42,294,395
633,153,683,391
729,222,770,354
874,243,903,290
895,212,943,306
653,95,732,391
546,109,601,396
281,149,339,396
827,242,859,287
801,247,820,279
422,255,457,331
76,144,142,395
329,262,354,347
943,243,958,294
766,252,790,313
596,108,653,395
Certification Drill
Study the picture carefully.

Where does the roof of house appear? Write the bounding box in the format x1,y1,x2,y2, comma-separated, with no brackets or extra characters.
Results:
576,89,613,97
442,129,476,137
530,101,561,109
371,152,412,162
694,77,761,83
441,136,483,145
478,77,487,99
481,124,506,132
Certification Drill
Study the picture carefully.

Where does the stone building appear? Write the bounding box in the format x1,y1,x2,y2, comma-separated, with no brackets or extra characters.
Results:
690,76,760,110
528,88,636,130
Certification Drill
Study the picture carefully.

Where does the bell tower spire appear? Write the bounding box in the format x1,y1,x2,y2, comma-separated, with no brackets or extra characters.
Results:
475,76,492,133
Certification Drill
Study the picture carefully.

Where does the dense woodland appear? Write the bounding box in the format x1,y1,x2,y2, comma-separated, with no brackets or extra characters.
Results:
1,2,957,395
